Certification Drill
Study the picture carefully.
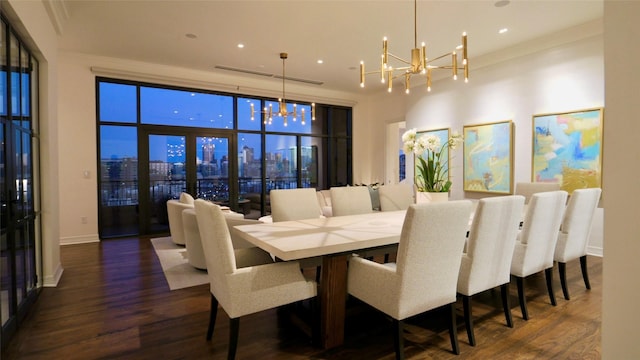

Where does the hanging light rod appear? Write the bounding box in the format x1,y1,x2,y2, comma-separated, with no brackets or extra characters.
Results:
359,0,469,94
250,52,315,126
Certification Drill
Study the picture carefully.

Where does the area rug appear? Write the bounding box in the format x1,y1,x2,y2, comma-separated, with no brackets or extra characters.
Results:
150,237,208,290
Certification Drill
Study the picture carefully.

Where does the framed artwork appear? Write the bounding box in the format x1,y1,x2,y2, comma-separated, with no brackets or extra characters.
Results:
463,120,514,194
532,108,603,193
415,127,450,184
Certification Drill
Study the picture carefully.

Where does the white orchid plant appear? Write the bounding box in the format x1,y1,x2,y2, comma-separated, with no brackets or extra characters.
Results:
402,128,464,193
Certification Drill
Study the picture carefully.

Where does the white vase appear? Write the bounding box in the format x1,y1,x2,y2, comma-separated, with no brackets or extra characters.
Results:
416,191,449,203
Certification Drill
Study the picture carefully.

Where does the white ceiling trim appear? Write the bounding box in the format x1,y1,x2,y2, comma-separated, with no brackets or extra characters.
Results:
42,0,69,36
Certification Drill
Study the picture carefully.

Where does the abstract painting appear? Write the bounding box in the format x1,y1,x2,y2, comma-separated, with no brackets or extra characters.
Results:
532,108,603,193
463,120,513,194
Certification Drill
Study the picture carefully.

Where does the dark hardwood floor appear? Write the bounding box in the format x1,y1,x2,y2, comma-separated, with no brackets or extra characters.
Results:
3,237,601,359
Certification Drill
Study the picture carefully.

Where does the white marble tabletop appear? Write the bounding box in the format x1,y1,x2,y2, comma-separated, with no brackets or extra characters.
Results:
233,210,407,261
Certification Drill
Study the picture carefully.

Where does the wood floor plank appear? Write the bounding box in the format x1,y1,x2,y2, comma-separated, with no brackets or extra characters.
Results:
2,237,602,359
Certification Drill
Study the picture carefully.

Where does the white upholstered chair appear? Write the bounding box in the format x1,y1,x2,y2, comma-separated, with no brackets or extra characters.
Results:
166,199,193,245
457,195,525,346
194,200,316,359
554,187,602,300
182,208,206,270
514,182,561,204
270,188,323,280
510,190,568,320
179,192,195,204
378,183,414,211
183,208,272,270
270,188,323,222
347,201,473,358
330,186,373,216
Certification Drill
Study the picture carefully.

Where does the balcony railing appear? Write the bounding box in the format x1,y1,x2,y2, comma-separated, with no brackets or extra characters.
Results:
100,176,312,207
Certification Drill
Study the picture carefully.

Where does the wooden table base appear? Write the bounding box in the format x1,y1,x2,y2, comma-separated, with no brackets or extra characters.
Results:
320,254,348,349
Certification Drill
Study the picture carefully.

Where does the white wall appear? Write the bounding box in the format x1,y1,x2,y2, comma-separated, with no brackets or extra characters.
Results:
404,32,604,200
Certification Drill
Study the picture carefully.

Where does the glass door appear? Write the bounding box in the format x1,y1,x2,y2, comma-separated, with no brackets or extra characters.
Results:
139,129,234,235
1,19,40,350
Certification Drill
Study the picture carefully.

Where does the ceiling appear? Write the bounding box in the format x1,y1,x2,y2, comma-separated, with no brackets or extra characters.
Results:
54,0,603,95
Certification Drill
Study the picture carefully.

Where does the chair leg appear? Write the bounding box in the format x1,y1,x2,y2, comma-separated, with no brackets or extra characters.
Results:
207,294,219,340
500,283,513,328
580,255,591,290
516,276,529,320
558,262,570,300
393,319,405,360
545,267,557,306
228,317,240,360
462,295,476,346
447,302,460,355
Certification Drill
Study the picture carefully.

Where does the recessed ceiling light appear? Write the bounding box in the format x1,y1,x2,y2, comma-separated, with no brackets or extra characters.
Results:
495,0,510,7
237,43,244,48
499,28,509,34
317,59,324,64
185,33,197,39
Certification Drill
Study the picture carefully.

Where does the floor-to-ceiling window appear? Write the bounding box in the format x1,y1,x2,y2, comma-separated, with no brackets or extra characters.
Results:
97,78,351,238
0,15,41,351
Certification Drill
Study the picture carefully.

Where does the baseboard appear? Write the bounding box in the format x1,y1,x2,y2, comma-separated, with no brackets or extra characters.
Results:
587,245,603,257
60,234,100,245
42,262,64,287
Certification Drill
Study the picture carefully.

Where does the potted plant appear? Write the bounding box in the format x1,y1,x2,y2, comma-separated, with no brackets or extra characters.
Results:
402,128,463,202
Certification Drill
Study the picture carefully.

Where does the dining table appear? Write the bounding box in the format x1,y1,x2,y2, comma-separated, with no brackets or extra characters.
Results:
233,210,407,349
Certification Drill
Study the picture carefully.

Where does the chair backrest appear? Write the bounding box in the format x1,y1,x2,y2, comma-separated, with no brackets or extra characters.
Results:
179,192,195,204
512,190,568,276
395,201,472,314
514,182,561,204
330,186,373,216
194,199,238,281
458,195,525,296
270,188,322,222
378,183,414,211
166,199,193,245
555,188,602,262
181,208,207,269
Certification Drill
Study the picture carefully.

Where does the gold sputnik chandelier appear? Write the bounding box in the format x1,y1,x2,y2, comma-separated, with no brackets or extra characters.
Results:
250,52,315,126
359,0,469,94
